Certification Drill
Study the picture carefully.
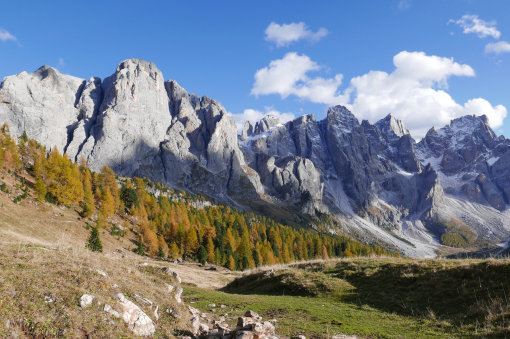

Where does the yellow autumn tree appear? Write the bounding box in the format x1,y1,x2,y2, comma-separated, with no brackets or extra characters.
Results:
321,245,329,260
138,221,159,257
45,149,84,205
0,125,21,170
184,228,199,256
158,235,169,258
100,189,115,218
98,165,120,211
81,168,95,217
206,236,215,263
168,242,180,259
227,255,236,271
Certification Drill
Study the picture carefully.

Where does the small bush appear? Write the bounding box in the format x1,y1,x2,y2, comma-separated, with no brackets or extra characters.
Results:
135,240,146,256
45,192,58,204
109,224,125,237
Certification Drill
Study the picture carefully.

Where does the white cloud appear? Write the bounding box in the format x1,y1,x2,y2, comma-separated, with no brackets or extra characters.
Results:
450,14,501,39
265,22,328,47
485,41,510,54
343,51,506,138
58,58,66,67
230,108,295,133
0,28,17,42
251,50,506,139
464,98,507,129
251,52,345,105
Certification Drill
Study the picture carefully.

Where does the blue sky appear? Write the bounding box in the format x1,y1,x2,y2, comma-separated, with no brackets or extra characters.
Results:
1,0,510,138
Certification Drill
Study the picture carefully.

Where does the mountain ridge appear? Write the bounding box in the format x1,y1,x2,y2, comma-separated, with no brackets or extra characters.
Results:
1,58,510,257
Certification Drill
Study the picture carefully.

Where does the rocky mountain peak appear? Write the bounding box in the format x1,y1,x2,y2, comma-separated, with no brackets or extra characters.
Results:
116,59,160,77
255,114,280,134
448,114,494,137
326,105,359,131
240,114,282,140
418,114,496,158
375,113,410,139
33,65,61,80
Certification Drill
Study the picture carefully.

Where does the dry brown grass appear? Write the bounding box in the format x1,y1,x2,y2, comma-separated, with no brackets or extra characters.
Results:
0,171,240,337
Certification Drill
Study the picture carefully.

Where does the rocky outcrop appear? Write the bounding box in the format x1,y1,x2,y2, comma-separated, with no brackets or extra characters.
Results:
80,59,171,179
107,293,156,337
491,150,510,203
241,114,281,140
197,310,278,339
162,80,262,200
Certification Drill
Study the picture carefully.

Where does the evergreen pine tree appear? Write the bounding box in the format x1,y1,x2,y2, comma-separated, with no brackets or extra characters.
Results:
198,245,207,265
136,238,146,256
20,130,28,142
87,227,103,253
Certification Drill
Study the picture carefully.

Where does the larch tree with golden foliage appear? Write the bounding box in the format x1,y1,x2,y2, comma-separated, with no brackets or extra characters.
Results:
81,168,95,217
45,148,84,205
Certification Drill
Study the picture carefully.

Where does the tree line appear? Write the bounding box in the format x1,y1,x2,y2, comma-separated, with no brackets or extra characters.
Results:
0,124,392,270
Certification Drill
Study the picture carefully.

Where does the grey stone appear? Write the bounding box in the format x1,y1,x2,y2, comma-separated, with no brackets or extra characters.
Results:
114,293,155,337
79,294,94,308
175,286,183,304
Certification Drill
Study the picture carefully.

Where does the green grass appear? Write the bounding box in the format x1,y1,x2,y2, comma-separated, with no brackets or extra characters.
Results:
183,258,510,338
222,269,350,297
184,284,461,338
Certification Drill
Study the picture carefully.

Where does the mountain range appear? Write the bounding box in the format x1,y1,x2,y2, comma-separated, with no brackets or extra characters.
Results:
1,59,509,257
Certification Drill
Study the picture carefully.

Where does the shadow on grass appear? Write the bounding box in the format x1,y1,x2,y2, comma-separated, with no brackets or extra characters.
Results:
327,261,510,324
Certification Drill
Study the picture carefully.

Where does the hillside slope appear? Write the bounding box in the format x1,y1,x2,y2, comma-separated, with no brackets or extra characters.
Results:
0,170,243,337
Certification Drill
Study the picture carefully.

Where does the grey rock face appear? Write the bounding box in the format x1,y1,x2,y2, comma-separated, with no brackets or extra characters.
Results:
66,77,103,160
240,114,280,141
241,121,254,141
0,65,85,152
162,80,262,200
253,114,280,135
260,155,322,212
475,174,505,210
81,59,171,177
491,150,510,203
325,106,387,209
